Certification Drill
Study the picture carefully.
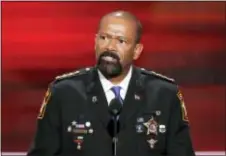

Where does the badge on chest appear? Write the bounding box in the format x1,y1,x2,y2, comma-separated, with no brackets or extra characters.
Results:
135,110,166,149
67,120,94,150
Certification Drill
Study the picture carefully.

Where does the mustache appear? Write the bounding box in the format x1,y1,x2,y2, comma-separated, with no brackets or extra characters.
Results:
99,51,120,61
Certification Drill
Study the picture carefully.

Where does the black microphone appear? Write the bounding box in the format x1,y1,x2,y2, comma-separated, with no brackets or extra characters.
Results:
109,98,122,117
108,98,122,156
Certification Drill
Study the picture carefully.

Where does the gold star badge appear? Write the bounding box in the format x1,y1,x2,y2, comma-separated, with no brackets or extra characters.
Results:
143,117,158,135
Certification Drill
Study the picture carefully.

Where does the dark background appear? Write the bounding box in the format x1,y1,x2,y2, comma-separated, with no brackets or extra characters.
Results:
2,1,226,152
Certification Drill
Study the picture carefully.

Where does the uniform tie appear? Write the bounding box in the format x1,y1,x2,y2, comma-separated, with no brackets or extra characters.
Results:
108,86,122,138
111,86,123,104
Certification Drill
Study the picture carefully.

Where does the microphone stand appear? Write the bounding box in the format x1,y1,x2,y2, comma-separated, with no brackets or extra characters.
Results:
112,115,118,156
108,99,122,156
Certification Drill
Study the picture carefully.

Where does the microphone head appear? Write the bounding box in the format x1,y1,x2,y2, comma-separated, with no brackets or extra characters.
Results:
109,98,122,116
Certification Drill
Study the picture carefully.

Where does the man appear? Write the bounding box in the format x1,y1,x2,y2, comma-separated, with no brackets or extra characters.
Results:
27,10,195,156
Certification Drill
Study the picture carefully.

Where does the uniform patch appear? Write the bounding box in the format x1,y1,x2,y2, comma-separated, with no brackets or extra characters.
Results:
177,90,189,122
37,88,51,119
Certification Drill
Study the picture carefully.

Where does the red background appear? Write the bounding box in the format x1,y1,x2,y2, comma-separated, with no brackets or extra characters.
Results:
2,2,226,151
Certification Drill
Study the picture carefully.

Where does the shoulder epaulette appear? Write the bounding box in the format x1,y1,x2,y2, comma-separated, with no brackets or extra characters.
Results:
54,67,91,81
141,68,175,83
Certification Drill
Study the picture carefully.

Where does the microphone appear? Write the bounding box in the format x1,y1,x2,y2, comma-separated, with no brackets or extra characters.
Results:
109,98,122,117
108,98,122,156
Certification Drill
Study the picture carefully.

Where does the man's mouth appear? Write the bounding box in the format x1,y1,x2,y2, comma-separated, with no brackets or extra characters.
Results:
101,56,117,63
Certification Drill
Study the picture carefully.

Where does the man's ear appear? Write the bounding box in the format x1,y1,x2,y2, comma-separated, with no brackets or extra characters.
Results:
133,43,143,60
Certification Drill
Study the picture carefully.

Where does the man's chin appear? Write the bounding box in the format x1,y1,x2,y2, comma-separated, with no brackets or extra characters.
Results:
98,64,122,79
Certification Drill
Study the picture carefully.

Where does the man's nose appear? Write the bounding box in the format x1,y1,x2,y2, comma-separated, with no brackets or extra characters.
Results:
105,39,117,51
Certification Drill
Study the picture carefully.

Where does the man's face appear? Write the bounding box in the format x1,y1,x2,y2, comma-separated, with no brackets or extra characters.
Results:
95,16,141,79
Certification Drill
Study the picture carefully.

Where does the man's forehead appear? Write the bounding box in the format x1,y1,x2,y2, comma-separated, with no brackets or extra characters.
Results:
99,16,136,32
106,24,126,34
97,13,139,41
99,22,135,39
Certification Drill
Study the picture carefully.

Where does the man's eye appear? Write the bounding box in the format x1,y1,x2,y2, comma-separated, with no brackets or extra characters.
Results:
119,39,126,44
99,35,106,40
